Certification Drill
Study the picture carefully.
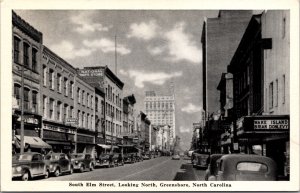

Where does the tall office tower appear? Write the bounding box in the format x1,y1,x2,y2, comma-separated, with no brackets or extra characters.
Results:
144,87,176,149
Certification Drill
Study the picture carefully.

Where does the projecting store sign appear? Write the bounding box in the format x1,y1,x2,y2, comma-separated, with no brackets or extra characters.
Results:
254,120,289,130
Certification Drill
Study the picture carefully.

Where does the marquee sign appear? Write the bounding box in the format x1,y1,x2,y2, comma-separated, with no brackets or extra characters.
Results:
78,68,104,77
254,119,289,130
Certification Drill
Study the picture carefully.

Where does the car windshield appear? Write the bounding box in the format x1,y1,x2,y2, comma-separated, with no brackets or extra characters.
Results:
71,154,85,159
18,154,32,161
237,162,268,172
45,154,60,160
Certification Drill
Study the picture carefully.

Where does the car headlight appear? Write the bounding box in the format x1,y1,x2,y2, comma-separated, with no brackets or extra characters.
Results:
50,164,53,169
16,166,22,172
75,161,78,164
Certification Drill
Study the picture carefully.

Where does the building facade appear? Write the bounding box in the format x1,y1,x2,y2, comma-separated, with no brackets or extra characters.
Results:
123,94,136,145
144,91,176,150
12,11,46,153
201,10,252,115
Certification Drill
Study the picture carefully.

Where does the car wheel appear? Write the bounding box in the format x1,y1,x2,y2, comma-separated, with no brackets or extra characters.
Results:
90,163,94,171
54,168,60,177
21,171,30,181
44,170,49,179
79,165,84,173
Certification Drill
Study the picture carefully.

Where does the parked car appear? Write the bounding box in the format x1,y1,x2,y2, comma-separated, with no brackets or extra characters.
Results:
188,150,194,157
205,154,224,180
95,153,113,168
71,153,95,172
194,153,210,169
209,154,277,181
112,153,124,166
44,153,73,177
142,153,150,160
172,154,180,160
12,152,50,181
124,153,136,164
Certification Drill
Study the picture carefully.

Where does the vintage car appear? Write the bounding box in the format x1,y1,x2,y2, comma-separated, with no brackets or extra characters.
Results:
194,153,210,169
124,153,137,164
70,153,95,172
172,154,180,160
204,154,224,180
12,152,50,181
209,154,277,181
95,153,112,168
44,153,73,177
142,152,151,160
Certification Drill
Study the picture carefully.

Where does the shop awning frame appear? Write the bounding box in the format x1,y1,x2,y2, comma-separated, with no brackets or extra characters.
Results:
15,135,52,149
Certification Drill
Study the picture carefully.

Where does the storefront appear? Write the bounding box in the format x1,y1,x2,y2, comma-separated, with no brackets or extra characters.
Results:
236,115,290,178
76,128,95,155
42,121,76,154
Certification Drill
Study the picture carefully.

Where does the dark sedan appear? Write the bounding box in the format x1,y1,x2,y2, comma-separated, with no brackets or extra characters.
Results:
44,153,73,177
71,153,95,172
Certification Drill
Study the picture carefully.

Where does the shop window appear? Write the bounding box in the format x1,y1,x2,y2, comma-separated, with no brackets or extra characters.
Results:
32,48,38,73
32,91,38,113
14,36,20,64
23,43,30,68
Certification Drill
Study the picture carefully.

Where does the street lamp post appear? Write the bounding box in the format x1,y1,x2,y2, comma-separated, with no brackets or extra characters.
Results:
20,62,25,154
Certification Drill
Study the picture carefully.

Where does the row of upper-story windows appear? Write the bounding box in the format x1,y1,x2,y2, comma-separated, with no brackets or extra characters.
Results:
77,110,94,129
145,102,173,109
76,87,94,109
14,83,38,113
268,74,286,111
42,96,74,122
106,84,122,108
14,36,38,73
42,65,74,98
106,102,122,122
105,120,122,136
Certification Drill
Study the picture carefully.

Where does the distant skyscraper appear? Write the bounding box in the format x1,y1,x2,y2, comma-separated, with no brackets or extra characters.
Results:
144,87,176,148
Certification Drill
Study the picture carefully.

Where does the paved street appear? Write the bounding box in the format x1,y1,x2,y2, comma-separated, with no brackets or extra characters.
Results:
41,156,205,181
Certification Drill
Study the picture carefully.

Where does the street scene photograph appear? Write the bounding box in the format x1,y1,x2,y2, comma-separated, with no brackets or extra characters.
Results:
9,8,292,183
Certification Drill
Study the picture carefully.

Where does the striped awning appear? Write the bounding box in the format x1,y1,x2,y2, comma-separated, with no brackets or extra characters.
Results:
15,135,52,149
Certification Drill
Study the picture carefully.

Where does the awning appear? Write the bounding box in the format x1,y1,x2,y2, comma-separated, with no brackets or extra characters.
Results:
15,135,52,149
97,144,118,149
46,140,72,146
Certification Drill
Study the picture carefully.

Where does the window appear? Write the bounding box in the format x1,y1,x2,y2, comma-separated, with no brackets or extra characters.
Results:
49,99,54,120
70,81,74,98
95,97,99,112
275,79,278,107
43,65,47,86
283,75,286,104
70,106,74,118
269,82,273,109
32,91,38,113
32,48,38,73
90,95,93,109
14,37,20,63
282,17,286,38
237,162,268,172
77,88,81,103
14,84,21,106
87,113,90,128
43,96,47,117
82,112,85,128
24,88,30,111
64,104,68,121
82,90,85,106
64,77,68,96
57,73,62,92
23,43,29,68
78,110,81,127
57,101,62,121
87,93,90,108
49,69,54,90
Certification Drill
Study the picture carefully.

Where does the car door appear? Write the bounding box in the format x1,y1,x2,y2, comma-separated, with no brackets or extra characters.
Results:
58,154,66,172
31,154,42,176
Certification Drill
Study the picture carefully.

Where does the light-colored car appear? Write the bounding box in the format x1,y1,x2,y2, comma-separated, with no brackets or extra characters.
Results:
12,152,50,181
44,153,73,177
172,154,180,160
209,154,277,181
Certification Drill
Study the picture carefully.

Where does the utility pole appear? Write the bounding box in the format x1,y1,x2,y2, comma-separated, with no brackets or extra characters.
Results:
20,61,25,154
115,35,117,75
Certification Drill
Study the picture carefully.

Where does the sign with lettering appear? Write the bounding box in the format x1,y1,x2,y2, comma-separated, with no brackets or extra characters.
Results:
65,118,78,124
78,68,104,77
254,119,289,130
17,116,39,125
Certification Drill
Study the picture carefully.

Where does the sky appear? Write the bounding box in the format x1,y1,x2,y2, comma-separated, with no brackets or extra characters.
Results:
15,10,219,150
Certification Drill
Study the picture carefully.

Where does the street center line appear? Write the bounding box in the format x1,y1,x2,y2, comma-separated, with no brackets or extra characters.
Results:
116,158,171,181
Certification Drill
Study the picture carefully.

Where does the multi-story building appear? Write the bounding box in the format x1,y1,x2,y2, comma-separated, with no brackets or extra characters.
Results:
41,46,77,154
144,91,176,150
201,10,252,115
123,94,136,145
78,66,124,146
12,11,49,153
